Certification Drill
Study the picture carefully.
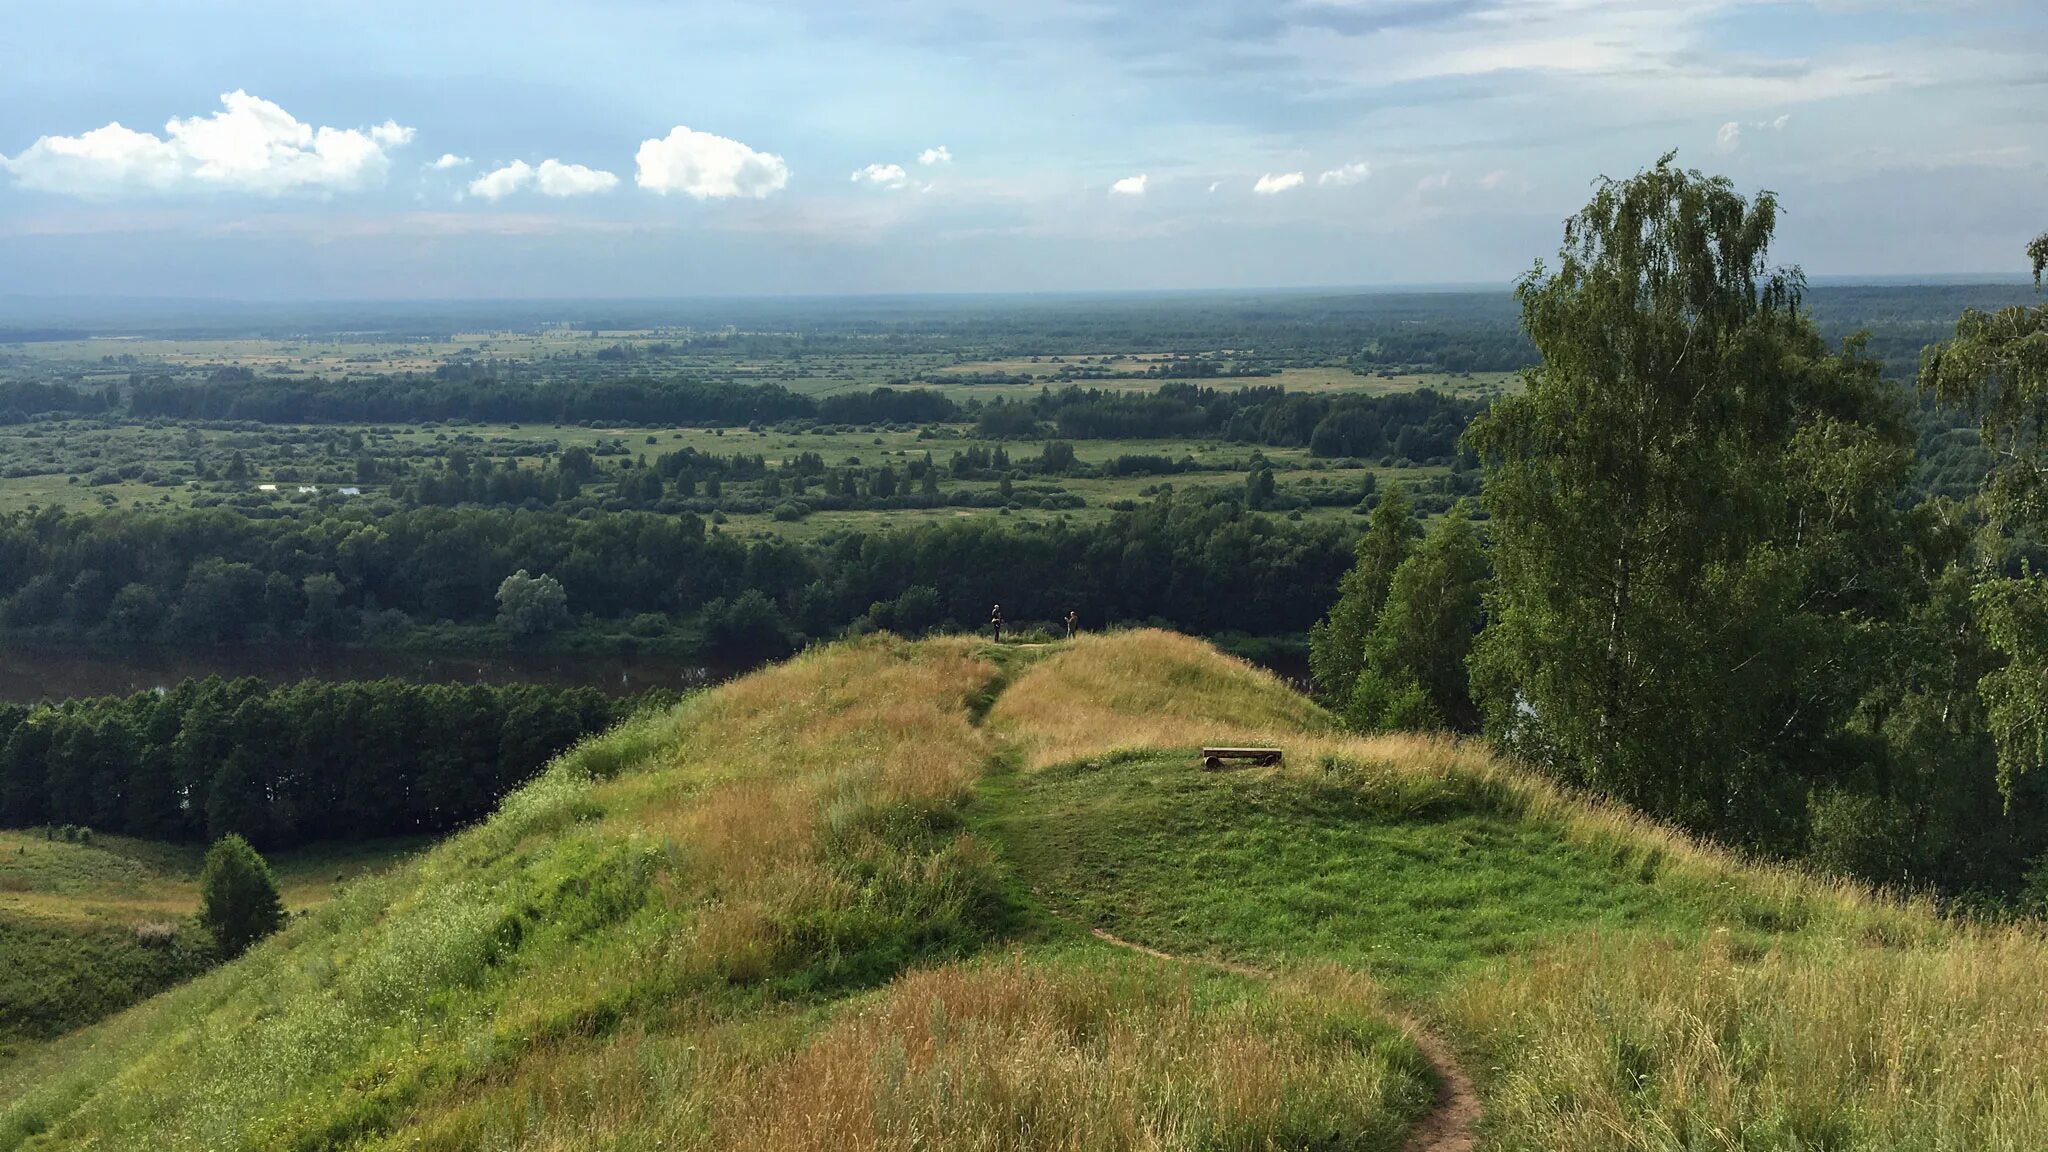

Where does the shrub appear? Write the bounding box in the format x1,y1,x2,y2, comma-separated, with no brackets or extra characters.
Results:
197,835,285,958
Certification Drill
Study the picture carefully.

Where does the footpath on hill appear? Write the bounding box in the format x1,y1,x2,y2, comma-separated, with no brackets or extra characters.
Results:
967,636,1478,1152
1086,927,1479,1152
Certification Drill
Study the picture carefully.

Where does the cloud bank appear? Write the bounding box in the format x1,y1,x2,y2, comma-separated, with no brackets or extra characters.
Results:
0,91,412,197
635,126,789,199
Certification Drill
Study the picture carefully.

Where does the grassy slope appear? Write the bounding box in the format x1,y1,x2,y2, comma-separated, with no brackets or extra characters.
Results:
0,635,1428,1151
5,629,2044,1150
981,635,2048,1150
0,831,423,1063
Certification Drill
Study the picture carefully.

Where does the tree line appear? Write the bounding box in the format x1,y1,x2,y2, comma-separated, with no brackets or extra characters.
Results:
0,488,1354,653
0,677,642,849
124,372,952,427
1309,158,2048,905
17,369,1482,463
977,384,1481,459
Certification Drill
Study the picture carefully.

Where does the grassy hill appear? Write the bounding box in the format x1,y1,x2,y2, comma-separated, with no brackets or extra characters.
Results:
4,631,2044,1149
0,831,422,1065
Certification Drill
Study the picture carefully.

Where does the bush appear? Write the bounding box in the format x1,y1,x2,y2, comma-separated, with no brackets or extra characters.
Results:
198,835,285,958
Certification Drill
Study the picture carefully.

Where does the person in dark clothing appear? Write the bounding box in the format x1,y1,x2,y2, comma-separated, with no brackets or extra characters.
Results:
989,603,1004,643
1063,610,1078,639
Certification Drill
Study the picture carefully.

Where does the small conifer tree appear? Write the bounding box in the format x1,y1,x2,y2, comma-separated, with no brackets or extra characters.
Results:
198,834,285,958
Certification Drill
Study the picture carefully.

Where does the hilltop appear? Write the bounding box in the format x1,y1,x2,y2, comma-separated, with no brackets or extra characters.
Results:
4,630,2044,1150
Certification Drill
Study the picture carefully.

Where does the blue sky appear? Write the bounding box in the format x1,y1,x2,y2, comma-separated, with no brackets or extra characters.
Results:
0,0,2042,298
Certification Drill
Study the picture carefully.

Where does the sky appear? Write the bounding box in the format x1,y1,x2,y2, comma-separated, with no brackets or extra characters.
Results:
0,0,2043,299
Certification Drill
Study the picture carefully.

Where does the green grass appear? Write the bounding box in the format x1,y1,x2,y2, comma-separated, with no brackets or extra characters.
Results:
0,830,425,1066
0,912,212,1065
6,629,2043,1150
973,751,1695,994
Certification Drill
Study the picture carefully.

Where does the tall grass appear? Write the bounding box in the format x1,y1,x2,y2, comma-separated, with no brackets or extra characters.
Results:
389,954,1430,1152
1446,927,2048,1150
720,956,1426,1152
990,629,1329,768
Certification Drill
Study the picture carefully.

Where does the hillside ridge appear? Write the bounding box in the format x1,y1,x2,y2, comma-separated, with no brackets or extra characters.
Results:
3,629,2043,1151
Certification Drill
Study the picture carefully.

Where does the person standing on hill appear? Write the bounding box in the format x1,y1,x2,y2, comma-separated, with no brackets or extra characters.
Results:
989,603,1005,643
1064,610,1079,639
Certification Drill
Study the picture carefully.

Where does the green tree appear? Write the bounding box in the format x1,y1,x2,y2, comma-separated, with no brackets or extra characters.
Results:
197,834,285,958
103,583,165,640
1468,155,1915,847
496,570,569,636
300,572,345,639
1919,232,2048,796
1308,485,1418,705
1351,500,1488,730
1244,465,1276,510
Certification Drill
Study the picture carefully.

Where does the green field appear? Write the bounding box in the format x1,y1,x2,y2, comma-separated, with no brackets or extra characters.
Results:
7,330,1514,400
0,415,1448,543
1,631,2039,1150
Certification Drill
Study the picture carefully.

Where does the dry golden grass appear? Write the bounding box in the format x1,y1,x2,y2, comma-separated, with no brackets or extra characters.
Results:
1445,926,2048,1151
718,956,1422,1152
990,629,1329,769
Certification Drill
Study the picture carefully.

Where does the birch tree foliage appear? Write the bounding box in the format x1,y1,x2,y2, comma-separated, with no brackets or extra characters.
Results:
1468,155,1914,847
1919,232,2048,794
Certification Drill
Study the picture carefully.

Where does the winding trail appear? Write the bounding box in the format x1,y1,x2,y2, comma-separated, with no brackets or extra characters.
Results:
1089,928,1480,1152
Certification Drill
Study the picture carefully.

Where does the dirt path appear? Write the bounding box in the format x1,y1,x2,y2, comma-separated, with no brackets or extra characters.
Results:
1090,928,1480,1152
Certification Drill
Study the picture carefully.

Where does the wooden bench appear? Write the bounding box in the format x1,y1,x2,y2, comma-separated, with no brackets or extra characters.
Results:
1202,747,1283,770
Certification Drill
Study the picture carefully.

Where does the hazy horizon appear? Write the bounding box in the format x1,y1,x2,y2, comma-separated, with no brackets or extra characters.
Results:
3,1,2043,300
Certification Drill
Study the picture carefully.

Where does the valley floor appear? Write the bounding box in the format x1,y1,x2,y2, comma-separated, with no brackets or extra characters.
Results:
3,630,2044,1149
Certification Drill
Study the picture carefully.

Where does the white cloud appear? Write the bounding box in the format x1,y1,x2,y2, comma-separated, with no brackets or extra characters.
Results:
1110,174,1148,195
0,90,413,197
635,126,789,200
535,159,618,197
1316,161,1371,187
467,158,618,200
468,161,534,201
918,146,952,166
1719,114,1790,152
851,162,911,189
1253,171,1305,195
1416,172,1453,193
430,153,471,170
1477,169,1511,190
1207,180,1221,193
